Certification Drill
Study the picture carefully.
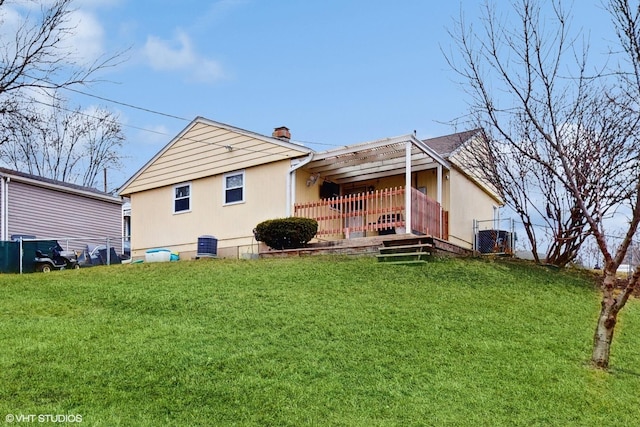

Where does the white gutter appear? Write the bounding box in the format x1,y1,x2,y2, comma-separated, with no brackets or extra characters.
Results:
286,154,314,216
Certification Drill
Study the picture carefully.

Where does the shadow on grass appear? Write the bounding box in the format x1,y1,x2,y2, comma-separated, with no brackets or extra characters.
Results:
609,367,640,378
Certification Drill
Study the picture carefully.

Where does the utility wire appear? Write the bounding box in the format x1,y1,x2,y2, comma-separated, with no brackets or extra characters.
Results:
25,96,172,137
20,76,345,153
60,86,344,148
61,86,191,122
23,91,309,160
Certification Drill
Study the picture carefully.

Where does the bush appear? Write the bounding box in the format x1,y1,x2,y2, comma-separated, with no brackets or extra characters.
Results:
254,217,318,250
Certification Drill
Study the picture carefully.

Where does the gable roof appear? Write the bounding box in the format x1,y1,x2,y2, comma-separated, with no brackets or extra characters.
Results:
118,117,314,196
422,128,483,157
423,129,502,204
305,134,451,184
0,167,122,204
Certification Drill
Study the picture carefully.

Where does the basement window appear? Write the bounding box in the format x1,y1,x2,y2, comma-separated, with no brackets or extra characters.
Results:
174,183,191,213
224,171,245,205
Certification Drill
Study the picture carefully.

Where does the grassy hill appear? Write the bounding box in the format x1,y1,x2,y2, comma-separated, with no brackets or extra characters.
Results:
1,256,640,426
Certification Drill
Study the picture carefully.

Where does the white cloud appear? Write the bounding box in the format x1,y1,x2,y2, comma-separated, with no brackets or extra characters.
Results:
142,30,225,83
136,124,172,146
0,5,21,31
64,10,107,61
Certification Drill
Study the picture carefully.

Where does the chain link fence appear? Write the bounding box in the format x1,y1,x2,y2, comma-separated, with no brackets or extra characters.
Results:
0,236,126,274
473,218,516,255
474,215,639,271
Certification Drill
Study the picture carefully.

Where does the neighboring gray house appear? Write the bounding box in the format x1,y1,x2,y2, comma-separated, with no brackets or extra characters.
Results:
0,167,123,252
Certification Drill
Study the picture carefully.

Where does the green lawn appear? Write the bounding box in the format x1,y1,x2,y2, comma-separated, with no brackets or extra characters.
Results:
1,256,640,426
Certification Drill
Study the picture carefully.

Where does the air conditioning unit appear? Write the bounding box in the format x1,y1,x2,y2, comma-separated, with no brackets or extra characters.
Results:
197,235,218,258
476,230,513,254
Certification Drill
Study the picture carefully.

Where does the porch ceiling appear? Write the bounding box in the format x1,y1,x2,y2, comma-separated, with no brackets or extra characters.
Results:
304,134,450,184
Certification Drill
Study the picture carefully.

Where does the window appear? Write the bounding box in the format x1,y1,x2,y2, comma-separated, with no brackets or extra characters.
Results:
224,171,244,205
174,183,191,213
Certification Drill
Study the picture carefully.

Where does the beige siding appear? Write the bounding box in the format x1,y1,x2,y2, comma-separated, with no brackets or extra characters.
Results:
294,169,321,206
130,160,292,258
123,122,310,195
449,139,501,202
447,168,497,248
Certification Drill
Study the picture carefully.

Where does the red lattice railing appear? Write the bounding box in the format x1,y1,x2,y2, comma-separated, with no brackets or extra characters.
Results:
294,186,446,239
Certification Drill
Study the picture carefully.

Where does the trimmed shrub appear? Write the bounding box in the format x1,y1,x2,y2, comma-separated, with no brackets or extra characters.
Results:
254,217,318,250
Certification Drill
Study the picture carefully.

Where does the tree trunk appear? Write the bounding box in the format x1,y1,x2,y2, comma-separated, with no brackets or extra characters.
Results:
591,266,640,369
591,297,618,369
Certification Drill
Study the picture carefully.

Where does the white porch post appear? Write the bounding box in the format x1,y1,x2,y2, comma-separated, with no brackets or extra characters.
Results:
405,141,412,234
436,164,442,205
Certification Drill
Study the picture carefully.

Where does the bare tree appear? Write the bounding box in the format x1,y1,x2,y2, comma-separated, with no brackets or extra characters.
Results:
447,0,597,267
447,0,640,369
588,0,640,369
0,0,125,190
462,131,590,266
0,0,115,104
0,95,124,189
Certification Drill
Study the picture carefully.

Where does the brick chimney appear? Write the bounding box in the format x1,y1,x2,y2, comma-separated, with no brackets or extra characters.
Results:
272,126,291,140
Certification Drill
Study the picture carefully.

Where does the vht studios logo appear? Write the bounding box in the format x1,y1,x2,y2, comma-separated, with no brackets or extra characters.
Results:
5,414,83,423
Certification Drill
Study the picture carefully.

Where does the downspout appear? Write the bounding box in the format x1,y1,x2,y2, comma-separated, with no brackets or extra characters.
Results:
1,175,9,241
437,165,443,238
405,141,412,234
286,153,314,217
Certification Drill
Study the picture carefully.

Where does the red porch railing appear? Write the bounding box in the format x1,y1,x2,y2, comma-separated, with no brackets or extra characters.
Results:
293,186,446,239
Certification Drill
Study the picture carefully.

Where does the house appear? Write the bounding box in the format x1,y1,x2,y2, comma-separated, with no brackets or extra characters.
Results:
0,167,124,253
118,117,502,259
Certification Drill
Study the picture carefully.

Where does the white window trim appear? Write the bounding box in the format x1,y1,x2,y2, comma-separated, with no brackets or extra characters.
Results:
173,182,192,214
223,170,245,206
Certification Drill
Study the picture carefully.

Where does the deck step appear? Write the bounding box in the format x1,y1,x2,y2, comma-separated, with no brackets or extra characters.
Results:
383,238,432,247
378,243,433,253
377,237,434,263
379,259,429,265
376,252,431,263
377,252,430,258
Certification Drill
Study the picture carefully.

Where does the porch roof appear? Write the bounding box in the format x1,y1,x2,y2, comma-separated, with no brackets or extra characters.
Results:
304,134,451,184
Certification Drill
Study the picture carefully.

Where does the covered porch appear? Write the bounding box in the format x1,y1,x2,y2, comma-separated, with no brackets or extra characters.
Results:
289,134,451,241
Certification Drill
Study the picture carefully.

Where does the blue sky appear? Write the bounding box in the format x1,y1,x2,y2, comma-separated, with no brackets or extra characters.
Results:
23,0,608,190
